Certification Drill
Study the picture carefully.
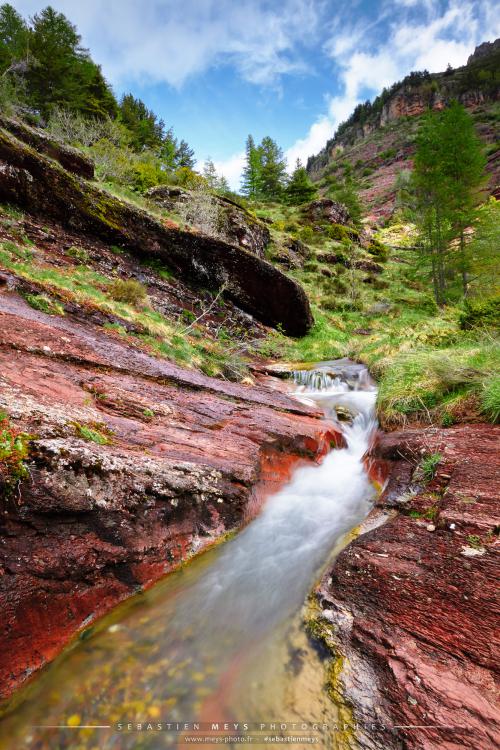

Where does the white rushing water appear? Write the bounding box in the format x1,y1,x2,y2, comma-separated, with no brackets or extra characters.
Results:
168,360,379,645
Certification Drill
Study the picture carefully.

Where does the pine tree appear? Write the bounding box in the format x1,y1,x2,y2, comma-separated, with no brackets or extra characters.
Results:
0,3,28,74
175,139,196,169
203,158,218,189
241,134,262,198
259,136,287,201
27,7,85,115
119,94,165,151
285,159,317,205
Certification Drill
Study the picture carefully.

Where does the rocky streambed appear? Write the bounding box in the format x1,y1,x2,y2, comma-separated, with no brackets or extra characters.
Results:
0,298,499,750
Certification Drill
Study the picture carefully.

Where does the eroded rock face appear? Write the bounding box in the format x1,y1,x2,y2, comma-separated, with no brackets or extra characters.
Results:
0,128,313,335
146,186,271,258
0,291,339,702
313,425,500,750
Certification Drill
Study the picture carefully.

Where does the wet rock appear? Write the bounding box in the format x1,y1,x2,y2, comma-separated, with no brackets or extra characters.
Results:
315,424,500,750
0,128,312,335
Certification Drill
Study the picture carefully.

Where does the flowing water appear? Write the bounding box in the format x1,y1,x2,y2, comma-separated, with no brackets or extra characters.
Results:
0,360,378,750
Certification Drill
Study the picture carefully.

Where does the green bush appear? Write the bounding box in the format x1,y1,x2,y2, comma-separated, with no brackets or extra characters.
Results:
366,237,389,261
108,278,148,306
326,224,351,242
72,422,111,445
459,297,500,330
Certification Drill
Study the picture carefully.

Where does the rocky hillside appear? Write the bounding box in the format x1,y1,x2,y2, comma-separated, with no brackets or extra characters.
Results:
307,39,500,220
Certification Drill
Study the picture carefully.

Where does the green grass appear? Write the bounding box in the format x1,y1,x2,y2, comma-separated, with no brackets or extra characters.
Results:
419,453,442,482
256,215,499,426
0,238,249,379
71,422,111,445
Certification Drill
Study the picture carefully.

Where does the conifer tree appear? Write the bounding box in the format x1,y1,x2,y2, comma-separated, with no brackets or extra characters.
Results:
27,7,85,114
285,159,317,205
241,134,262,198
0,4,28,74
119,93,165,150
412,102,487,303
259,136,287,201
175,139,196,169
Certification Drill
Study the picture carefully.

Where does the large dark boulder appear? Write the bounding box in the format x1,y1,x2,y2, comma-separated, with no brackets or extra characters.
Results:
307,198,350,225
0,115,94,179
0,128,313,335
147,185,271,258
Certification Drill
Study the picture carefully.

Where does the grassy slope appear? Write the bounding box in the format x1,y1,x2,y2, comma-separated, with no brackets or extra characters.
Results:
254,203,499,429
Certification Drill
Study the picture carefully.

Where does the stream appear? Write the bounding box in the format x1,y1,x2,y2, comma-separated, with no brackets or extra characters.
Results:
0,361,378,750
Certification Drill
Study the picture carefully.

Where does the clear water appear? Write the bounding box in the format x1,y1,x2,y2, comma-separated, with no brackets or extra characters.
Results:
0,362,377,750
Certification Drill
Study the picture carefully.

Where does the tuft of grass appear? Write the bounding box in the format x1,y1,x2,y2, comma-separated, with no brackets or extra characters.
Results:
71,422,111,445
481,376,500,423
108,278,148,306
66,246,89,263
419,453,442,482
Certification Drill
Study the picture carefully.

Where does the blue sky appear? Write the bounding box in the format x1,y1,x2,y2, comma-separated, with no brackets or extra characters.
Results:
14,0,500,188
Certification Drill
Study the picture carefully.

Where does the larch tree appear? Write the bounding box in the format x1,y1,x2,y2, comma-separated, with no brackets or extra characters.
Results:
285,159,317,205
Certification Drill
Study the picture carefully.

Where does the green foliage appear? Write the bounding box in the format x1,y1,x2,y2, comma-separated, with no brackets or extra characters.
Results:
459,296,500,330
481,376,500,423
72,422,111,445
326,176,363,227
366,236,389,261
66,245,89,263
411,102,487,303
419,453,442,482
118,93,164,151
241,134,287,200
108,279,148,307
24,292,64,315
0,412,31,491
285,160,317,205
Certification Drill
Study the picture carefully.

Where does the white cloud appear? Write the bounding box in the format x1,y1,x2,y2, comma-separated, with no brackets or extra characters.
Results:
14,0,321,88
285,0,500,166
211,151,246,191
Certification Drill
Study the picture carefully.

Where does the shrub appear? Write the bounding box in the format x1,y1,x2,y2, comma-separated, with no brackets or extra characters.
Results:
108,278,148,306
459,297,500,330
72,422,111,445
0,414,31,492
366,237,389,261
326,224,351,243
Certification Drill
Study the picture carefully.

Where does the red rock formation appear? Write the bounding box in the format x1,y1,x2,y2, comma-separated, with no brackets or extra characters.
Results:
0,290,340,704
314,425,500,750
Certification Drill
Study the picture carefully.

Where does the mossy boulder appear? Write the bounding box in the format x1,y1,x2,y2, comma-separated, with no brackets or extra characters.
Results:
0,128,312,335
147,185,271,258
0,115,94,179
